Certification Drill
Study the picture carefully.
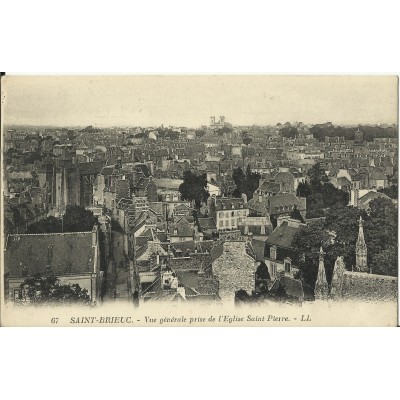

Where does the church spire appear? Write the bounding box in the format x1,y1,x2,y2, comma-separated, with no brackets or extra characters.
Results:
315,247,329,300
356,216,368,272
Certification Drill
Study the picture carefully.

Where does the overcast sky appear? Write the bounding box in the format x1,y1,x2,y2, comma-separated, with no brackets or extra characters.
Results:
2,75,398,127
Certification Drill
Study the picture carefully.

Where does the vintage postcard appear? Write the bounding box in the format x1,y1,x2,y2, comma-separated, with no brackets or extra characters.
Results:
0,75,398,326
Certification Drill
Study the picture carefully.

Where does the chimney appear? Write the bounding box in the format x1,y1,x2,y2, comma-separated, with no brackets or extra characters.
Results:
92,225,98,247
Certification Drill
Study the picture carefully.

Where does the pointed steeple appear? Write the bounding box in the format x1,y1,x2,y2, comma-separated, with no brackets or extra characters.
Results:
356,216,368,272
330,256,346,299
315,247,329,300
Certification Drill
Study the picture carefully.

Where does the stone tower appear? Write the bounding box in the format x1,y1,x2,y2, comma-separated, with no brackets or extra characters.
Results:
356,216,368,272
314,247,329,300
330,256,346,300
354,127,364,142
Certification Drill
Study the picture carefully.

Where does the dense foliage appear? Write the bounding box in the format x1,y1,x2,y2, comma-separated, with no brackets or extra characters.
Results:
232,165,260,201
19,274,90,304
292,198,398,289
309,123,396,142
297,163,349,217
27,205,98,233
179,170,209,210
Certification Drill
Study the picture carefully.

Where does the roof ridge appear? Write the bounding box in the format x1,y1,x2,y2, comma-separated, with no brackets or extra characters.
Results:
8,231,93,237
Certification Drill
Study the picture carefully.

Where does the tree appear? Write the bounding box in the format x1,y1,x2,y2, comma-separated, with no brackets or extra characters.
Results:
62,205,98,232
232,165,260,200
296,181,312,198
179,170,209,211
378,185,398,199
324,204,362,269
280,125,298,139
371,246,398,276
292,221,336,288
290,205,304,223
27,205,98,234
19,274,90,304
363,197,398,272
243,137,252,146
307,163,329,187
256,261,271,281
321,182,349,208
299,164,348,217
195,129,206,138
27,216,63,234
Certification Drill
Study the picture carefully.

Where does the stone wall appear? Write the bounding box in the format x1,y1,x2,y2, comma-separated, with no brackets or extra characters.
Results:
338,271,397,302
212,241,256,302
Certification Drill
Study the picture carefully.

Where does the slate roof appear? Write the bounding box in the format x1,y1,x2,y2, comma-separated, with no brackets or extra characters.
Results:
274,171,295,182
358,191,390,207
258,181,281,194
197,217,217,231
369,169,387,180
135,177,150,190
5,231,96,278
210,243,224,262
148,202,163,216
76,161,106,175
266,221,299,249
268,193,306,213
168,218,194,237
214,198,247,211
170,241,196,255
153,178,183,190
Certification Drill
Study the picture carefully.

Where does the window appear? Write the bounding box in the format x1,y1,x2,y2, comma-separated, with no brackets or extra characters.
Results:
231,211,235,217
285,261,291,273
270,246,277,260
225,220,230,227
219,220,223,227
14,289,22,300
271,263,277,277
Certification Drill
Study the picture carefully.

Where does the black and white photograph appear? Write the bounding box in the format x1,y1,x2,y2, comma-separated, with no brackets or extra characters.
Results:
1,75,398,326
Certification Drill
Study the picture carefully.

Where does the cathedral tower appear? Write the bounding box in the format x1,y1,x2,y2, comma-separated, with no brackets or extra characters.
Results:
356,216,368,272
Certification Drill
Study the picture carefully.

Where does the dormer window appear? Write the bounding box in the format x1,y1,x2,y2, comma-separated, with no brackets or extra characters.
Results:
231,204,234,209
270,246,277,260
239,203,243,208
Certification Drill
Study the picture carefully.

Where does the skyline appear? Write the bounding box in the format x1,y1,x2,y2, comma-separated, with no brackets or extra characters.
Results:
2,75,398,128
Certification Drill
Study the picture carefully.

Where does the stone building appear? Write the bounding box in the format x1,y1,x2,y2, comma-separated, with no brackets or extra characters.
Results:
4,226,101,303
211,240,256,302
208,196,249,231
262,218,303,280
